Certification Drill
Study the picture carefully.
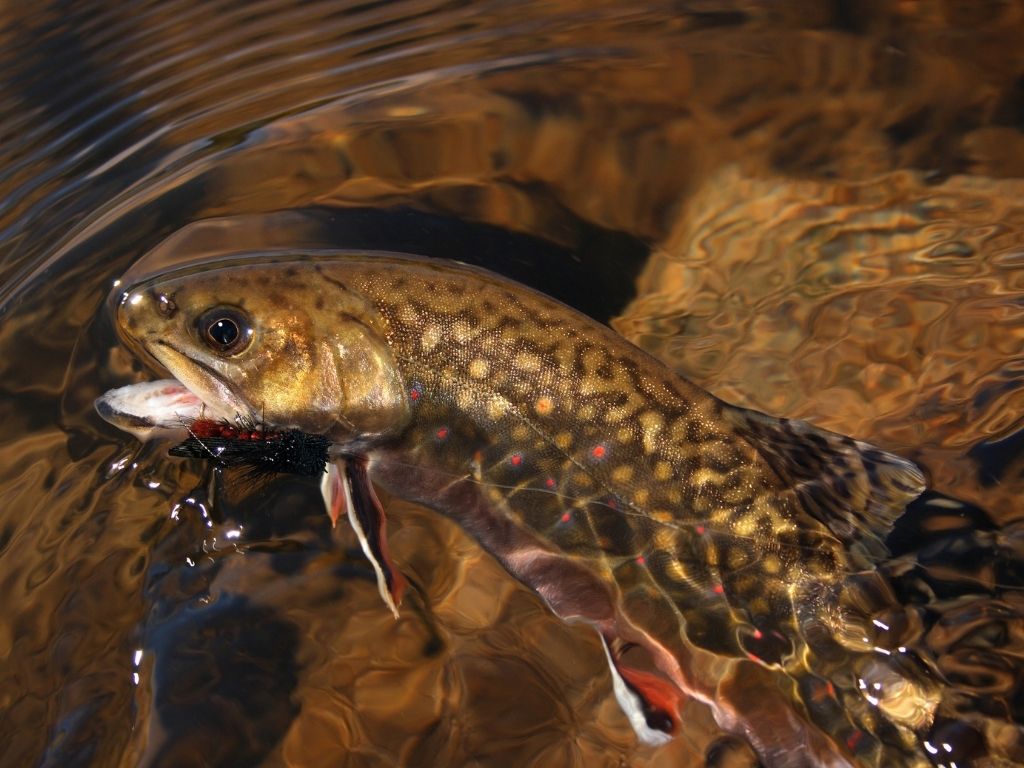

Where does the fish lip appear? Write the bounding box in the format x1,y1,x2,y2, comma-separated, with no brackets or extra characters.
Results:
151,339,256,422
93,379,204,440
94,397,158,430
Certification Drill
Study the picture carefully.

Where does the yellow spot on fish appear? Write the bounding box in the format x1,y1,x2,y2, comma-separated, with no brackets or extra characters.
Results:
616,426,632,443
534,396,554,416
633,488,649,505
572,472,594,489
611,465,634,484
511,424,530,442
666,489,682,504
654,461,673,481
486,398,508,421
710,507,733,526
722,482,754,505
398,304,419,326
468,358,489,379
515,351,543,372
582,348,605,371
652,510,673,524
692,467,722,486
734,514,757,537
639,411,664,454
456,389,475,411
555,432,573,450
420,325,441,352
452,320,473,341
653,527,675,550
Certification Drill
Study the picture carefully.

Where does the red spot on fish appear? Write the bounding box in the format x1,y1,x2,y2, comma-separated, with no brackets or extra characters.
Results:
409,383,423,401
752,628,763,640
746,652,762,663
696,525,705,535
560,512,571,523
713,584,724,595
435,426,449,440
636,555,646,566
510,453,523,467
846,730,863,751
590,444,607,460
545,477,556,489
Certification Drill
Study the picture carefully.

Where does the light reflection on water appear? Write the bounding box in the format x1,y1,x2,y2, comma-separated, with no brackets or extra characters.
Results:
0,2,1021,766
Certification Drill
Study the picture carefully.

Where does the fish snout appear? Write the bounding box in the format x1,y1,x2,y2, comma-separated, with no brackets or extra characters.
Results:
117,288,177,340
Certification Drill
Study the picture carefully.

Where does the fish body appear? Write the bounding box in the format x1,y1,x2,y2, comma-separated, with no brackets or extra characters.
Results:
109,253,935,767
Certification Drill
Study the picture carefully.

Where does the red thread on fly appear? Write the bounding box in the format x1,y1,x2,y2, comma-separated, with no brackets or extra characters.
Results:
169,417,330,478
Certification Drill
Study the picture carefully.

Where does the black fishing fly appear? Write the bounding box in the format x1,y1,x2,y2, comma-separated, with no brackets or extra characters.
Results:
169,418,330,477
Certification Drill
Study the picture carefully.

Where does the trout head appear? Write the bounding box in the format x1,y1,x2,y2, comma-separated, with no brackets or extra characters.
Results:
114,259,410,448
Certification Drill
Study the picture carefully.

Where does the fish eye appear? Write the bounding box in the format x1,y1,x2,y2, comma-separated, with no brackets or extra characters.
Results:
197,307,252,356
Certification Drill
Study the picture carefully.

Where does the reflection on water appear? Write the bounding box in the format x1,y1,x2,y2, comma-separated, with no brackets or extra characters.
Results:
619,166,1024,521
0,1,1021,766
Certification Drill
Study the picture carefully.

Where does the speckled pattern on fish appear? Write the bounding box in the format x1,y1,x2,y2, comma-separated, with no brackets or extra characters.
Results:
115,254,939,768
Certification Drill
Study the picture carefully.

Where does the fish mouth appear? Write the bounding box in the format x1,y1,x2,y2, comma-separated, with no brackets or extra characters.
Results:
94,340,257,439
93,379,205,440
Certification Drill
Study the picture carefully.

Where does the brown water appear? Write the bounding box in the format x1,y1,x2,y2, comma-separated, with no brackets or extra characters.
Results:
1,2,1022,766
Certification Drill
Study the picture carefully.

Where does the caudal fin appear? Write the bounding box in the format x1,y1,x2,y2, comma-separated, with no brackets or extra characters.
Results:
722,404,925,562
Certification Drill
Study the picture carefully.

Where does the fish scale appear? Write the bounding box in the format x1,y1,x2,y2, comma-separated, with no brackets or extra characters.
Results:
111,253,942,767
368,265,838,632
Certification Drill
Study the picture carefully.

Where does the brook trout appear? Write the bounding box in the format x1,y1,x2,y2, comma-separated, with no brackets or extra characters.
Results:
105,253,940,767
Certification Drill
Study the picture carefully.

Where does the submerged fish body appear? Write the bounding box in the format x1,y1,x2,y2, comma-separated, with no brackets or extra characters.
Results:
108,253,937,767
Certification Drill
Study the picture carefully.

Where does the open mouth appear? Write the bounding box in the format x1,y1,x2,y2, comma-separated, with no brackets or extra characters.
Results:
94,379,208,440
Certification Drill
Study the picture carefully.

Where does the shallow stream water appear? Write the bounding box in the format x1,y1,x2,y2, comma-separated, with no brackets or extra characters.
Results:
0,2,1022,766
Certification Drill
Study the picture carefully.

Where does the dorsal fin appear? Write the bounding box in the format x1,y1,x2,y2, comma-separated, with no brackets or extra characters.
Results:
722,404,926,562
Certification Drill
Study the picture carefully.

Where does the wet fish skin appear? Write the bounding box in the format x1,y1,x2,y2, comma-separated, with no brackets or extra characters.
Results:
113,253,930,767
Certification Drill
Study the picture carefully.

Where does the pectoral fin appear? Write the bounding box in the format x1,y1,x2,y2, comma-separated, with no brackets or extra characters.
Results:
599,634,681,746
323,457,408,619
320,461,347,527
